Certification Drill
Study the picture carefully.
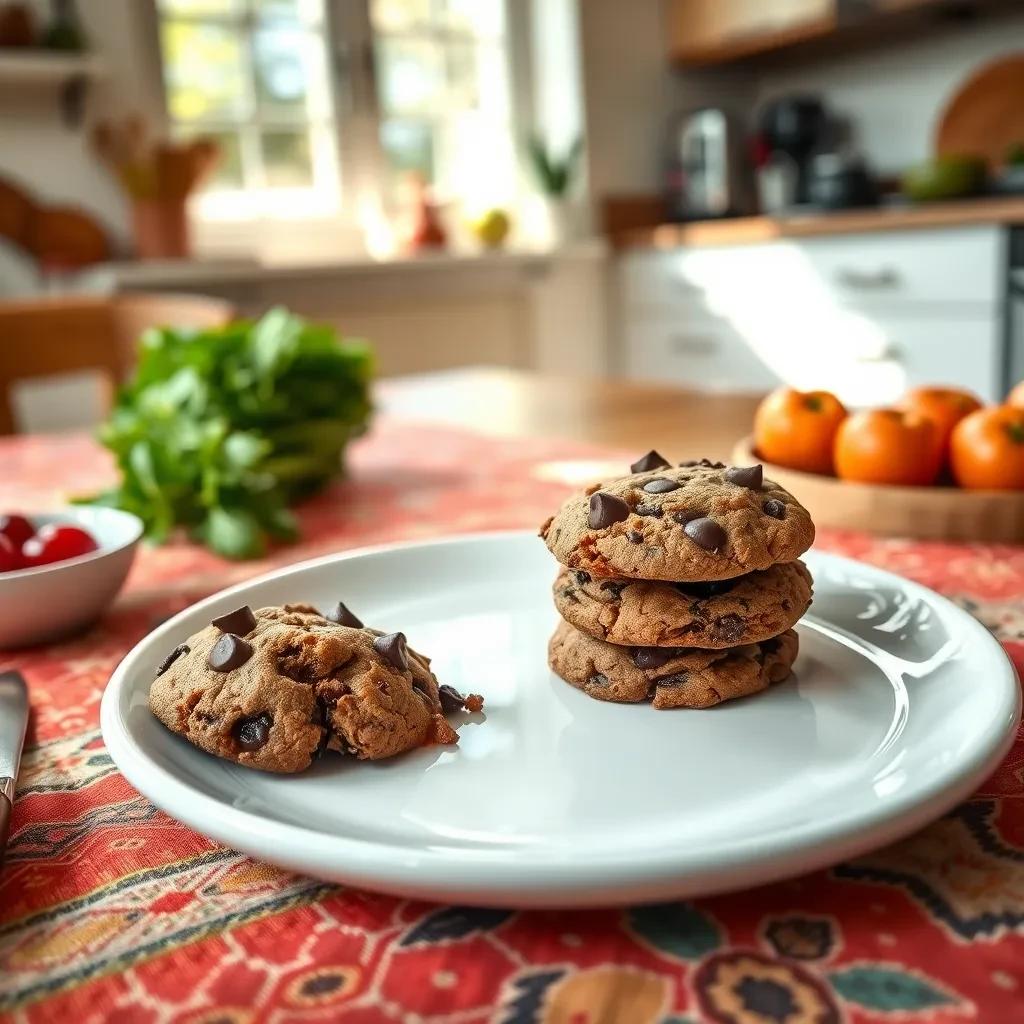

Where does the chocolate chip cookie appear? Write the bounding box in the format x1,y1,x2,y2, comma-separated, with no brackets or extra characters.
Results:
540,457,814,581
548,619,799,710
553,559,812,648
149,602,480,773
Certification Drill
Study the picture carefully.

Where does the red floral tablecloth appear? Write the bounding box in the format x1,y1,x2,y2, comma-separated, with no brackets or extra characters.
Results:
1,420,1023,1024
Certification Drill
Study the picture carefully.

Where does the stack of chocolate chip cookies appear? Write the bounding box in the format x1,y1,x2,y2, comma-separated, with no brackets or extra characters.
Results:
541,452,815,709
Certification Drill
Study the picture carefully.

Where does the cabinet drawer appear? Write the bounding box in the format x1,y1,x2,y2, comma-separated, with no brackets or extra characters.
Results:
618,225,1004,315
853,315,1002,404
795,227,1002,306
623,313,1001,404
624,320,780,393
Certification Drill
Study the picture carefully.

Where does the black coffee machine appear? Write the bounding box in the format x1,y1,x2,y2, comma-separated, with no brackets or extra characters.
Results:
758,95,831,206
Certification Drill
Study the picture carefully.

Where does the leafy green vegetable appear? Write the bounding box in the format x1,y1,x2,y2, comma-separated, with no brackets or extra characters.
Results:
526,134,583,197
82,307,372,558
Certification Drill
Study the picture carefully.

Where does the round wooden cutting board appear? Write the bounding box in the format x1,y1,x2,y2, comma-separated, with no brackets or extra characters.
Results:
936,54,1024,169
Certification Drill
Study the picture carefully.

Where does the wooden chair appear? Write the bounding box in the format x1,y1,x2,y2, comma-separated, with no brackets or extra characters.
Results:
0,293,235,434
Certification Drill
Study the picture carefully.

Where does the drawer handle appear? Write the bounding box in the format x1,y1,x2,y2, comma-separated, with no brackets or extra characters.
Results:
835,267,901,290
668,334,717,355
855,345,903,364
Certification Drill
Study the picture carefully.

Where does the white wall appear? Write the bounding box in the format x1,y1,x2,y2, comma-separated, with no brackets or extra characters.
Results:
0,0,165,248
755,11,1024,174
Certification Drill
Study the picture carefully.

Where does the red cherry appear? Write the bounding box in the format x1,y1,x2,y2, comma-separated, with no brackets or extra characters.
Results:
0,514,34,550
0,534,21,573
22,524,98,567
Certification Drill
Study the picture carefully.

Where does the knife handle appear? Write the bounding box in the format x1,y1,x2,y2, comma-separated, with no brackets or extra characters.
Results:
0,789,10,867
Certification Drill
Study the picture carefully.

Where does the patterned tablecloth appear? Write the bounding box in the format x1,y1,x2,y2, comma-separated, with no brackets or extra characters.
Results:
1,420,1023,1024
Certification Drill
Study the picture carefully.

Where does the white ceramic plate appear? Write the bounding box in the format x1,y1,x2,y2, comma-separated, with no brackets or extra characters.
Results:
101,532,1020,908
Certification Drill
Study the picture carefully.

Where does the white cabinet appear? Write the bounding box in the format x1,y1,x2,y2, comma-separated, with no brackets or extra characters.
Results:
618,225,1007,403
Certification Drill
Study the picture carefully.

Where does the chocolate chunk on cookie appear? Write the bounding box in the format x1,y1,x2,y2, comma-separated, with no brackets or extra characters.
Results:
548,620,799,709
149,604,461,773
553,559,812,648
540,461,814,581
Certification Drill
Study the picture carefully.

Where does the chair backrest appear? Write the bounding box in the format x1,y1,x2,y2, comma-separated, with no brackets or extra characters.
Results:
0,293,235,434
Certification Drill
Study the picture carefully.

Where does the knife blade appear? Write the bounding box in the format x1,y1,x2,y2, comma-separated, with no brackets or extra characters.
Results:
0,670,29,865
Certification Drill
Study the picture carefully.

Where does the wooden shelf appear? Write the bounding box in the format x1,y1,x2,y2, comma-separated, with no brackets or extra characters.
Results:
0,51,105,84
667,0,1021,67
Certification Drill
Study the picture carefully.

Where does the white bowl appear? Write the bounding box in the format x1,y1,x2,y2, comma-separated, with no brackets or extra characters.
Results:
0,507,143,648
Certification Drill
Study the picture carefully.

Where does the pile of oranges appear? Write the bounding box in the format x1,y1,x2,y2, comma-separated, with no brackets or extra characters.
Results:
753,383,1024,490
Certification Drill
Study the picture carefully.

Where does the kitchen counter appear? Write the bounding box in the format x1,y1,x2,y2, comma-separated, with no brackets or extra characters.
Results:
618,195,1024,250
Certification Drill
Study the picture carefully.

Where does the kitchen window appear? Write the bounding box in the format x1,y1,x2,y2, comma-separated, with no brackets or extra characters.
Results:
156,0,341,220
370,0,515,208
155,0,517,229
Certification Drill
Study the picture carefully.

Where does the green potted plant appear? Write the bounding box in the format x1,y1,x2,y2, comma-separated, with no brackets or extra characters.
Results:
525,133,583,246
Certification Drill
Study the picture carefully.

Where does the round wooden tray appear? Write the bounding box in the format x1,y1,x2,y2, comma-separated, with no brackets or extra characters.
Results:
732,437,1024,543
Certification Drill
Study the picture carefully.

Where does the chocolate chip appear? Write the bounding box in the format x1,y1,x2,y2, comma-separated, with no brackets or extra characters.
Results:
208,634,253,672
713,613,746,643
657,672,689,688
588,673,610,687
674,576,742,598
574,570,592,585
642,478,680,494
588,491,630,529
373,631,409,671
763,498,786,520
313,698,332,757
683,517,727,553
628,530,643,544
438,684,466,712
678,460,698,467
630,450,670,473
632,647,677,669
599,580,627,598
232,711,273,751
725,464,764,490
699,458,725,469
671,511,693,525
211,605,257,637
325,601,363,628
156,643,190,677
635,503,663,518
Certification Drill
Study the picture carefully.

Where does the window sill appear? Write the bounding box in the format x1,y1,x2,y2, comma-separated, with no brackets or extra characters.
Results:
71,239,608,292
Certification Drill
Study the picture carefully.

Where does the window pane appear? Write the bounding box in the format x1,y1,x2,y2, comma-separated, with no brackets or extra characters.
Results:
254,24,308,117
158,0,241,15
253,0,323,24
380,119,434,177
161,20,249,121
260,129,313,186
440,0,504,36
370,0,431,31
376,37,444,116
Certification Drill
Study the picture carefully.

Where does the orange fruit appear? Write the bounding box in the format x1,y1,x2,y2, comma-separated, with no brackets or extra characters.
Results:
897,386,983,464
753,388,847,475
1006,380,1024,409
834,408,941,486
950,406,1024,490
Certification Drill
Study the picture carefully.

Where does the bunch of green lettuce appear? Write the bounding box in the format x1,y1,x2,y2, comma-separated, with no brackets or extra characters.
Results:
85,307,372,558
